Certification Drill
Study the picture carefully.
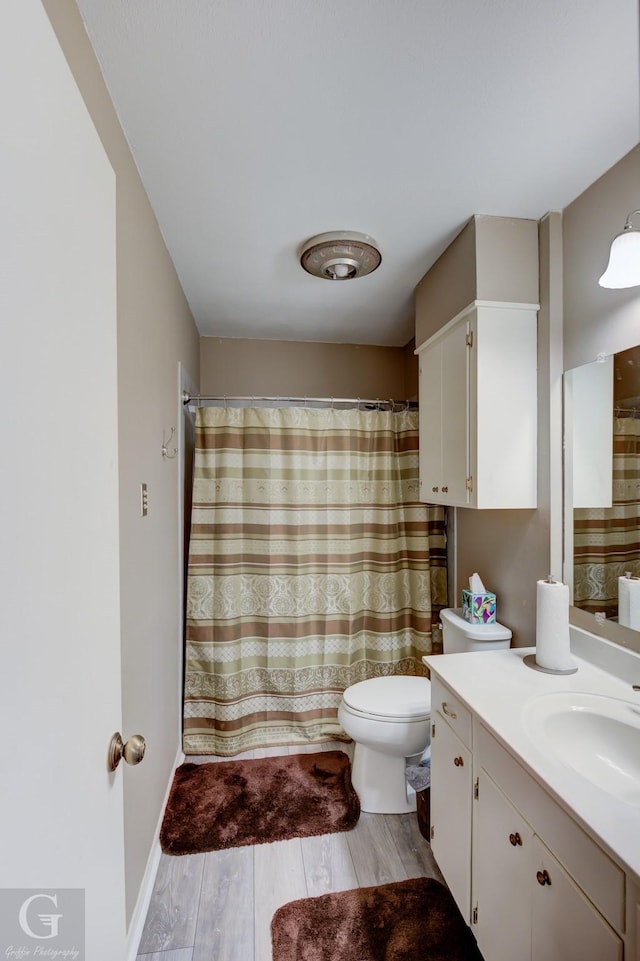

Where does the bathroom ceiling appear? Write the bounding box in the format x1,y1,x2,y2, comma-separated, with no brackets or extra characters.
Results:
74,0,639,347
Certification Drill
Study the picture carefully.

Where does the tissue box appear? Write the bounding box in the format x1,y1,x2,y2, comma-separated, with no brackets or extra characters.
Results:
462,589,496,624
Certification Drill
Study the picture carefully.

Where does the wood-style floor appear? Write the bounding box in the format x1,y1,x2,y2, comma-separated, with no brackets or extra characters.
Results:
136,741,444,961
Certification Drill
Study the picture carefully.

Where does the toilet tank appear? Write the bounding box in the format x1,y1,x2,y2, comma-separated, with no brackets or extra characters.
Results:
440,607,512,653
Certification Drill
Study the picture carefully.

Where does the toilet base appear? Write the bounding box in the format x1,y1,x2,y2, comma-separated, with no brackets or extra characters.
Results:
351,744,417,814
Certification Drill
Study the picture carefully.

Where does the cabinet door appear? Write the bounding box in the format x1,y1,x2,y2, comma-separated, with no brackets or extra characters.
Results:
440,319,469,505
418,340,443,502
430,714,473,920
473,771,532,961
531,837,622,961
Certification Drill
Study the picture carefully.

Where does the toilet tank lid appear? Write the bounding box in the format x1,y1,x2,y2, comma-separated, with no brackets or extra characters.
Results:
440,607,512,641
342,675,431,719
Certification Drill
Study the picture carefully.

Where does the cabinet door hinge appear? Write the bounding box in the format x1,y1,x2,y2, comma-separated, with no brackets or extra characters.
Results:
466,331,474,348
430,825,435,840
466,476,474,493
474,776,479,800
472,904,478,925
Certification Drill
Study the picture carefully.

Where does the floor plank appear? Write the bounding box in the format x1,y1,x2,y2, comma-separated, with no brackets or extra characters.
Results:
300,830,359,897
137,950,193,961
383,813,445,882
193,846,254,961
346,812,409,888
254,838,307,961
137,853,205,954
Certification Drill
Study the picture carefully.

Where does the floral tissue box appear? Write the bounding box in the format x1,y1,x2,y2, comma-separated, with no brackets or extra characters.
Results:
461,589,496,624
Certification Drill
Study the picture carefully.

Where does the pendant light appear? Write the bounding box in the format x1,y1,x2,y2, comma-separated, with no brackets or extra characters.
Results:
599,210,640,289
300,231,381,280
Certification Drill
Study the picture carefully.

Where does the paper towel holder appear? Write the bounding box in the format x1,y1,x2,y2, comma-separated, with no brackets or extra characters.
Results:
523,654,578,675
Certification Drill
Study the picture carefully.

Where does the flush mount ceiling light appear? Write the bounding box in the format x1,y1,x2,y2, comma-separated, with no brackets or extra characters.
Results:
300,231,381,281
599,210,640,289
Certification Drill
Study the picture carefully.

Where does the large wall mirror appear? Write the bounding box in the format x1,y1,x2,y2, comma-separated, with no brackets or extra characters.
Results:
564,344,640,651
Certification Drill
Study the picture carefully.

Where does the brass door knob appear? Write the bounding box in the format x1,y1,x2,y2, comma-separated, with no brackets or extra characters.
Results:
536,869,552,886
453,756,464,767
108,732,146,771
509,832,523,847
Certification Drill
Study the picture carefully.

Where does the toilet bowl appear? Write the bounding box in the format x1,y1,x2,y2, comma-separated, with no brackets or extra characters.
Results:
338,675,431,814
338,608,512,815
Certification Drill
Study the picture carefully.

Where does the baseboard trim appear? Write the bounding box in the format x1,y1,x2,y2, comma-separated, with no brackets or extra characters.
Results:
125,746,184,961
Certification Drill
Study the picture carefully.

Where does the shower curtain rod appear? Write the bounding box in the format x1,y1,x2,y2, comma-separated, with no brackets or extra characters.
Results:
182,392,418,409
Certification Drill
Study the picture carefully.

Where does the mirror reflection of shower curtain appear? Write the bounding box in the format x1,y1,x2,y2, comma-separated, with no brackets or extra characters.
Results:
574,414,640,620
183,406,447,756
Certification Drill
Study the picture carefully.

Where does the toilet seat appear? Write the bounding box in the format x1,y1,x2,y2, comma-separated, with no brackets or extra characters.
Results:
342,676,431,722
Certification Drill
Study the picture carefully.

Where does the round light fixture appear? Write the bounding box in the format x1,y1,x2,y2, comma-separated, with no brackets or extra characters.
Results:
300,231,381,280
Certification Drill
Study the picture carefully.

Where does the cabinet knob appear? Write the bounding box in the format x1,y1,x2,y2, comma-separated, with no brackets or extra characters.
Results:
432,486,439,493
509,832,523,847
453,755,464,767
536,869,552,886
442,485,448,493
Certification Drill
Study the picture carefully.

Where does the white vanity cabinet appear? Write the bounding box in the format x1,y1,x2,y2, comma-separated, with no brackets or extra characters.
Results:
474,769,622,961
416,300,538,509
428,674,628,960
429,685,473,919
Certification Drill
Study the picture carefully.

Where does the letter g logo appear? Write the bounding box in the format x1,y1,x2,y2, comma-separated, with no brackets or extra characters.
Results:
18,893,63,939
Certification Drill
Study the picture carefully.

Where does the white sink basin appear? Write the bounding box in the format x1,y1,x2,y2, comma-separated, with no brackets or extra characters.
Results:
523,691,640,806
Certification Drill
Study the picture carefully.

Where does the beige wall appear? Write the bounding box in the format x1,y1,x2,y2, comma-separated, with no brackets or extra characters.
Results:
42,0,200,928
415,215,539,347
455,215,562,646
563,145,640,371
415,219,477,346
415,214,551,645
200,337,414,400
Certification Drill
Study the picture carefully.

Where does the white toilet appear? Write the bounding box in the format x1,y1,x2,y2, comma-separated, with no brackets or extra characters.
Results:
338,607,512,813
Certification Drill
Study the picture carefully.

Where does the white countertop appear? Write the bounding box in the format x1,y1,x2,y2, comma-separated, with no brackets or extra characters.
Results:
424,629,640,883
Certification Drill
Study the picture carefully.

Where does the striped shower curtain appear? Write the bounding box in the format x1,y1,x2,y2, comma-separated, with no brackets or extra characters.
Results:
574,414,640,618
183,405,447,756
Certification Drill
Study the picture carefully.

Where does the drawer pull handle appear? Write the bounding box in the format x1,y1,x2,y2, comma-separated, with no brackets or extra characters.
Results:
536,870,552,886
441,702,457,719
453,756,464,767
509,832,523,847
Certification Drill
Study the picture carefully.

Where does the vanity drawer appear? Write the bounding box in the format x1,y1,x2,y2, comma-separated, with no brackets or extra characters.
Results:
476,721,625,933
431,676,472,749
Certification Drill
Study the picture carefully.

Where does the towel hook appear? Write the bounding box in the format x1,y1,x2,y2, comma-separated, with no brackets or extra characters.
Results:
162,427,177,460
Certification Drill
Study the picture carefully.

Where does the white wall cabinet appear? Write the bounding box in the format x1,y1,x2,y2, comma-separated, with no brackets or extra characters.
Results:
429,676,629,960
416,300,538,509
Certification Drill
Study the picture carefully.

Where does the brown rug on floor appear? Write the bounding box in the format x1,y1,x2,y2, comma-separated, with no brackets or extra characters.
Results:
160,750,360,855
271,877,483,961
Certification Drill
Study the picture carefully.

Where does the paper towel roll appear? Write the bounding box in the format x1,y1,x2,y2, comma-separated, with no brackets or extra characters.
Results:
618,576,640,630
535,579,575,672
